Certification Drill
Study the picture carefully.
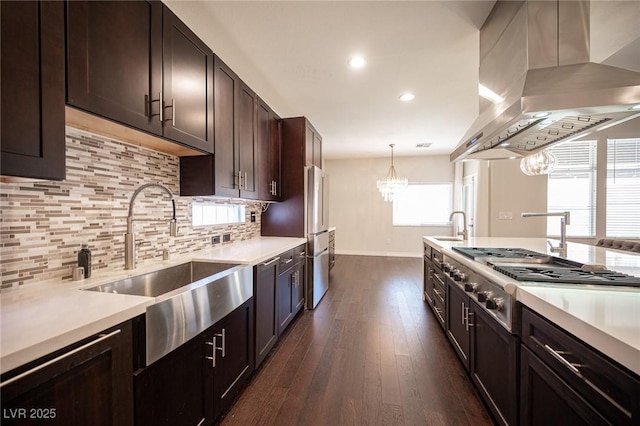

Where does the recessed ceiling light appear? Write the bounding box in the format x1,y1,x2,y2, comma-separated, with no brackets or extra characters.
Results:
478,84,504,103
399,93,415,102
348,56,366,69
533,112,551,118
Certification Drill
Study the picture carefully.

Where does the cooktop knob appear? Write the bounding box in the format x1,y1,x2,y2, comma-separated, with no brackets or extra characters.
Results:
464,282,478,292
477,291,493,303
443,263,451,272
486,297,504,311
449,268,459,278
455,272,467,282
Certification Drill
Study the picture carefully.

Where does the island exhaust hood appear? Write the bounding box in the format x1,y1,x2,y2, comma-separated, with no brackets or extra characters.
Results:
451,0,640,162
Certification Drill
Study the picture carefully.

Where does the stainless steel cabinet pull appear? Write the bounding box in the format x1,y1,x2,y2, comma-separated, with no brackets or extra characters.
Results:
205,339,216,367
0,329,121,388
146,94,161,118
159,91,164,122
544,344,583,377
244,172,248,190
283,258,293,264
464,307,471,331
261,256,280,267
461,302,466,325
215,329,226,358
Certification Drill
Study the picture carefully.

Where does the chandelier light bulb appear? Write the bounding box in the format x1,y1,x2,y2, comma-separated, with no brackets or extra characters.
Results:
520,150,557,176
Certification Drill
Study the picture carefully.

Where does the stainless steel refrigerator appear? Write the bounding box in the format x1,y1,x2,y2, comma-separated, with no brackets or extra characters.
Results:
306,165,330,309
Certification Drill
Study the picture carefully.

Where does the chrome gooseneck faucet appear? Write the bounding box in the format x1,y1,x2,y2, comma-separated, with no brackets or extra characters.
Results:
449,210,468,240
125,183,177,270
521,211,570,256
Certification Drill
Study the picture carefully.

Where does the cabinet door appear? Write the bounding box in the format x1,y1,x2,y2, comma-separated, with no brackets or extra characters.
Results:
277,268,295,335
470,303,519,426
214,56,240,197
313,132,323,168
66,0,162,136
213,298,254,416
1,0,65,180
520,346,607,426
257,99,281,201
1,323,133,426
292,261,306,315
135,333,211,426
446,282,470,371
305,124,315,166
237,81,258,199
255,259,279,368
162,5,214,153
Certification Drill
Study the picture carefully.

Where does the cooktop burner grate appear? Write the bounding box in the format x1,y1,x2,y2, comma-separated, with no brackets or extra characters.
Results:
492,265,640,287
452,247,549,261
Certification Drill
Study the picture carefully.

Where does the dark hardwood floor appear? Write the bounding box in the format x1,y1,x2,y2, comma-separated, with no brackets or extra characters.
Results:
221,255,493,426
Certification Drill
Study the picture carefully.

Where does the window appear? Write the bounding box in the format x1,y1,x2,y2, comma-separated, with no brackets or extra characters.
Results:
192,203,245,227
392,183,452,226
547,140,597,237
606,138,640,238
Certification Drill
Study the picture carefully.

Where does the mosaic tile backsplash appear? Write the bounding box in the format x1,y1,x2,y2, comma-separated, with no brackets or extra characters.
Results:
0,128,262,289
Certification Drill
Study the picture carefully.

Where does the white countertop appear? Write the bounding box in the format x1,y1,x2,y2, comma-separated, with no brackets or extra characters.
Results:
0,236,306,374
423,236,640,375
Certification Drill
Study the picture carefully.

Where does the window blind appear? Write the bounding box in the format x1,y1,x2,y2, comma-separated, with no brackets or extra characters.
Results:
547,140,597,237
607,138,640,238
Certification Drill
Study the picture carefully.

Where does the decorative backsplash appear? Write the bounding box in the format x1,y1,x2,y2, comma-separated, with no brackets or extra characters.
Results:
0,128,262,289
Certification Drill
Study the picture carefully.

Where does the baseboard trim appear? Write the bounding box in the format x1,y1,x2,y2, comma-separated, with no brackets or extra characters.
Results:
335,249,421,258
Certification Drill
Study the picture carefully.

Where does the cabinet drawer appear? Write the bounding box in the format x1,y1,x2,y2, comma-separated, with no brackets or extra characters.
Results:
424,243,432,259
278,249,295,271
522,307,640,425
294,245,307,265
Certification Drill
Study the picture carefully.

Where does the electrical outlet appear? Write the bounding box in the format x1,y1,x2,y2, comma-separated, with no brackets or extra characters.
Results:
223,233,231,243
211,235,221,245
250,212,256,222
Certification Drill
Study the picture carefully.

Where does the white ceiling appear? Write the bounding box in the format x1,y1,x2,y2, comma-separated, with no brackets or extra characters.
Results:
165,0,497,159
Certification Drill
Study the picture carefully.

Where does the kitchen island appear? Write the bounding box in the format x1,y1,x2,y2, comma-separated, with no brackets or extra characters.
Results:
423,236,640,426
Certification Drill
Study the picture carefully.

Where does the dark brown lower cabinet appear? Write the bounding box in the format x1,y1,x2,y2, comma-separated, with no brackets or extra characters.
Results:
277,247,305,336
446,280,471,372
520,346,607,426
470,303,519,426
0,322,133,426
212,298,255,417
255,257,279,369
134,298,254,425
520,306,640,426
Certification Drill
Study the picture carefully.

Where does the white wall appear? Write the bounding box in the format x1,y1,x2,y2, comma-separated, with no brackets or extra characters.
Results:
324,155,454,257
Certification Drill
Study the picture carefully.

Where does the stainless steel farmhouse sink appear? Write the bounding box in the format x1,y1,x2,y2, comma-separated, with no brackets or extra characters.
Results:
84,261,253,365
85,261,241,298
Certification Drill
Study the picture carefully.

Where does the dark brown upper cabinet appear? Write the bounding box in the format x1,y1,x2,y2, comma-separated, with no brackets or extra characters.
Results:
1,0,66,180
257,98,282,201
180,55,259,199
66,1,213,153
306,121,322,168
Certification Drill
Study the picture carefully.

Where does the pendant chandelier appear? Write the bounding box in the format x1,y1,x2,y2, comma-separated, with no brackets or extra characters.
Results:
376,144,408,202
520,150,557,176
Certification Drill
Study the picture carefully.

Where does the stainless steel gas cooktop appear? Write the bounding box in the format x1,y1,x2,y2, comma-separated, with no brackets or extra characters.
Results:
452,246,640,288
491,264,640,287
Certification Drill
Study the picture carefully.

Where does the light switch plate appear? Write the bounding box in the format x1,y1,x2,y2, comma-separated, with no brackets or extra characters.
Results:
498,211,513,220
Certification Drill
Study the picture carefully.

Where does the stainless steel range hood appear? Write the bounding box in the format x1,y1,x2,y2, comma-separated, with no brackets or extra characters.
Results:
451,0,640,162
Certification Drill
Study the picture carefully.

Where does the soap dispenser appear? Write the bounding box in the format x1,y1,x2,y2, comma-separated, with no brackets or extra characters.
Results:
78,244,92,278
